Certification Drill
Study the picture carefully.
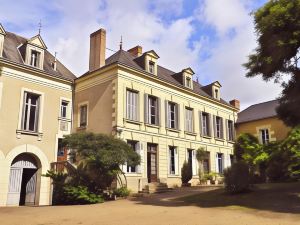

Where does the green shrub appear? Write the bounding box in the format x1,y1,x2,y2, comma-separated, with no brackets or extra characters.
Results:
113,187,131,197
224,162,250,194
181,161,192,184
63,186,104,204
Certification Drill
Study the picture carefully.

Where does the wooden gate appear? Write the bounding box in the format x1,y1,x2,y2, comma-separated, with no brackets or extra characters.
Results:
7,154,38,206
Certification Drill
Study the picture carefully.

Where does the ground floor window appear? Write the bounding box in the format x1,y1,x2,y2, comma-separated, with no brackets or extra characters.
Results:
127,140,138,173
216,153,224,174
169,146,176,175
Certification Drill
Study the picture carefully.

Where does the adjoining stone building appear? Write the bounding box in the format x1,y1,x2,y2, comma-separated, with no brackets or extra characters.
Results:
74,28,239,192
0,24,75,206
236,100,291,144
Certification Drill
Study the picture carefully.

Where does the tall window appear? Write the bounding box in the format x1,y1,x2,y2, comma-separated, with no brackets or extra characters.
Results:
186,77,191,88
167,102,178,129
127,141,137,173
61,101,69,118
214,89,219,99
22,92,40,132
149,61,155,74
260,129,269,144
217,153,223,174
30,50,40,67
227,120,234,141
201,112,210,136
79,105,87,127
185,108,193,132
126,90,138,121
148,96,159,125
215,116,222,139
169,146,176,175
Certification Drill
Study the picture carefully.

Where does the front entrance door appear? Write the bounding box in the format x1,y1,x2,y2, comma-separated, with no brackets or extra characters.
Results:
147,144,157,183
7,153,39,206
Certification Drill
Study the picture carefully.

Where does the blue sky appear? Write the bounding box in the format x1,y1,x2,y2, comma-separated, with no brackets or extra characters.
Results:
0,0,282,109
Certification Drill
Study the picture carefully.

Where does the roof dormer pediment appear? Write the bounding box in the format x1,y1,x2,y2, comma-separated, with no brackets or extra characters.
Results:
0,23,6,35
145,50,159,59
182,67,195,76
212,81,222,88
27,34,47,49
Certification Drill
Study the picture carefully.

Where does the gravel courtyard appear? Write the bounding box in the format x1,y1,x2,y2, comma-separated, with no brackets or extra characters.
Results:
0,184,299,225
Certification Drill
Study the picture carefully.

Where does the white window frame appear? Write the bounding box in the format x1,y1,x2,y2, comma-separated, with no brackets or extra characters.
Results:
168,102,177,129
148,96,158,125
202,112,209,136
216,116,222,138
17,88,44,134
217,153,224,174
25,45,44,69
127,141,138,173
149,61,155,74
227,120,234,141
126,89,139,121
185,108,193,133
168,146,178,176
260,129,270,144
78,102,88,128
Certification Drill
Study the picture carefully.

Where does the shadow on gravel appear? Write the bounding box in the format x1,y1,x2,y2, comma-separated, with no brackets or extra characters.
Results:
130,182,300,214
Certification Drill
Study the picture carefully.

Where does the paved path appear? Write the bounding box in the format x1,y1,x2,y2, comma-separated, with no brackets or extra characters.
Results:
0,186,299,225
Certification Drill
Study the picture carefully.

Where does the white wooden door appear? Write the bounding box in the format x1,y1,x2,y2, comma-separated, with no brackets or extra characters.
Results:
7,168,23,206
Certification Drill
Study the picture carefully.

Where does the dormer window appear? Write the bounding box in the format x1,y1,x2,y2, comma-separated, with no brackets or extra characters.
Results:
30,50,40,67
215,89,219,99
186,77,191,88
149,61,155,74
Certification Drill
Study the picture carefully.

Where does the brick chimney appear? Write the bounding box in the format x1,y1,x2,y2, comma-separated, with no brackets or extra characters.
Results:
89,28,106,71
127,45,142,57
230,99,240,110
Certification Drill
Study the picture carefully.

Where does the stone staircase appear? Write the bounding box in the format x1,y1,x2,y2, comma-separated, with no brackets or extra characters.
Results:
140,182,173,194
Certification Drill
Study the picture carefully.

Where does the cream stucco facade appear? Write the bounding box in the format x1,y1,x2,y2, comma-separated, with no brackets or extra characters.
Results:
75,61,238,192
0,26,74,206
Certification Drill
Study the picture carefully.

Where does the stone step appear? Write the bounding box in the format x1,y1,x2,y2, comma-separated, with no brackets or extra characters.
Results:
141,182,172,194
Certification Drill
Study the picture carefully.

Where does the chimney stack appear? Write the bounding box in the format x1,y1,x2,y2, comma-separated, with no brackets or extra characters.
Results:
230,99,240,110
89,28,106,72
127,45,142,57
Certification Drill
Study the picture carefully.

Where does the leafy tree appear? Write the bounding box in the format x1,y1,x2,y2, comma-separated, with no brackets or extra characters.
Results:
181,161,192,184
244,0,300,126
62,132,141,189
196,147,208,183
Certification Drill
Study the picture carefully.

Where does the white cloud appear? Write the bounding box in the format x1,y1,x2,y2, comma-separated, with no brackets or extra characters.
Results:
196,0,283,109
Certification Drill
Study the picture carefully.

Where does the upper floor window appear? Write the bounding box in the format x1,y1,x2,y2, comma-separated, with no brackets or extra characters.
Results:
61,101,69,119
186,77,191,88
227,120,234,141
215,116,223,139
149,61,155,74
260,129,269,144
126,90,138,121
30,50,40,67
185,108,193,133
79,105,88,127
22,92,40,132
201,112,210,136
215,89,219,99
167,102,178,129
147,95,159,125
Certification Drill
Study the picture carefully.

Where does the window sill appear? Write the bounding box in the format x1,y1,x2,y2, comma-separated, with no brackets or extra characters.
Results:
166,127,180,133
77,126,87,131
16,130,43,140
167,174,180,178
145,123,160,129
125,173,142,177
184,131,197,136
124,119,142,125
202,135,212,139
215,138,225,142
228,140,235,144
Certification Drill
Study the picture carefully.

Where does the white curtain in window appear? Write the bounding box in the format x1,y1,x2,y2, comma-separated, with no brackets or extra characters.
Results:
192,150,197,176
215,153,219,173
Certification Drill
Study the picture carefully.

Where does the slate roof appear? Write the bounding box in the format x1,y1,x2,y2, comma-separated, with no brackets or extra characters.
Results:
1,32,76,81
82,49,232,107
237,100,279,124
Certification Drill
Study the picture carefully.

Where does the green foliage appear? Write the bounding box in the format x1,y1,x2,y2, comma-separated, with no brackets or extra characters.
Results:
63,132,140,189
224,162,250,194
196,147,208,184
181,161,192,184
63,186,104,204
113,187,131,197
244,0,300,127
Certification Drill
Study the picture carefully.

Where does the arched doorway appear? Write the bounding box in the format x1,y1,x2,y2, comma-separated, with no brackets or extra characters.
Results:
7,153,41,206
